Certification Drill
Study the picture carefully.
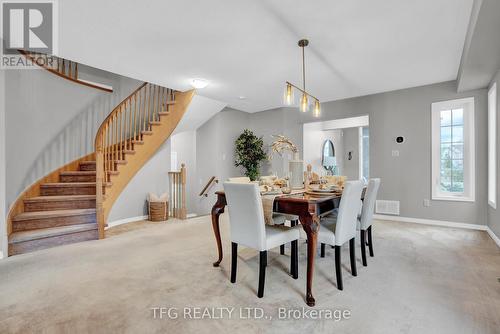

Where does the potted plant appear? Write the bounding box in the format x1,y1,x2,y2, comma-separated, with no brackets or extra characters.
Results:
234,129,267,181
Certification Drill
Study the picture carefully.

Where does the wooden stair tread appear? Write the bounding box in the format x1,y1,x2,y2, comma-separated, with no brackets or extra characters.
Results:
60,171,96,175
12,208,96,221
9,223,98,244
41,182,96,187
79,161,96,165
24,195,96,202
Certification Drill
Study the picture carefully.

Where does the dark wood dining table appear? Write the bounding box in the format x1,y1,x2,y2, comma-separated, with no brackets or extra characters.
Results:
210,190,341,307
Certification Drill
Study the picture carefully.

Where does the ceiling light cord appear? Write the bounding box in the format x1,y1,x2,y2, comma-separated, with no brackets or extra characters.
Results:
302,45,306,92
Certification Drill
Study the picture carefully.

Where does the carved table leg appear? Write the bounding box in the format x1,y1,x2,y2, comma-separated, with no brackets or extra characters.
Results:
300,214,319,307
211,203,225,267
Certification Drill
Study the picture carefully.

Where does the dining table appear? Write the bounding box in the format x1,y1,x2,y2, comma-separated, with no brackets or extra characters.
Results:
210,190,342,307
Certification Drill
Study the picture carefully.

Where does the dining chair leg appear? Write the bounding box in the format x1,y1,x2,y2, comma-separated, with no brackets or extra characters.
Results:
231,242,238,283
360,230,367,266
334,245,343,290
368,226,374,257
258,251,267,298
320,243,326,258
290,239,298,279
349,238,357,277
280,244,285,255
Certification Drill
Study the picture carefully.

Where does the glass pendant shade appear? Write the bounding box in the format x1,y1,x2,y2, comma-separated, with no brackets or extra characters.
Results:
313,100,321,117
283,83,294,105
300,93,309,113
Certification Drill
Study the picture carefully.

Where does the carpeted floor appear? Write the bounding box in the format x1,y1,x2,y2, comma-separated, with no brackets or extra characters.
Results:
0,215,499,334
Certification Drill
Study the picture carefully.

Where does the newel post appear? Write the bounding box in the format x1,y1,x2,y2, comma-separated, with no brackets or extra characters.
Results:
95,140,105,239
180,163,187,219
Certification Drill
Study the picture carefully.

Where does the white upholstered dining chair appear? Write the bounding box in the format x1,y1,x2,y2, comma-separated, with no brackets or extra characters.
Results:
226,175,294,254
358,178,380,266
223,182,300,298
227,176,252,183
317,180,364,290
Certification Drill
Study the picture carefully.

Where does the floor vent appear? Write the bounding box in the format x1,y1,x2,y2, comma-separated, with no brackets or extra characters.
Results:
376,200,400,215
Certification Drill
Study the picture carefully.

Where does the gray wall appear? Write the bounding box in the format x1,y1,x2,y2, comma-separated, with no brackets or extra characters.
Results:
5,67,140,209
0,69,6,258
487,70,500,238
197,81,488,225
195,108,250,215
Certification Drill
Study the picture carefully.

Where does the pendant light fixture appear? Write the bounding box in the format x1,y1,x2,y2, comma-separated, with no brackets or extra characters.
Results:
284,39,320,117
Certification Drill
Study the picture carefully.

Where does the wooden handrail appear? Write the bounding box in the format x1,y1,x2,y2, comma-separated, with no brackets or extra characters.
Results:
199,176,218,197
18,50,113,93
95,82,176,236
168,163,187,219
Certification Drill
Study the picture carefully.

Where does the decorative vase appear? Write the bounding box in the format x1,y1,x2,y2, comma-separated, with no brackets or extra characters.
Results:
289,153,303,189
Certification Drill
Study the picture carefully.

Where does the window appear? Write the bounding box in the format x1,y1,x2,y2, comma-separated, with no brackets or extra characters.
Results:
431,97,475,201
488,83,497,208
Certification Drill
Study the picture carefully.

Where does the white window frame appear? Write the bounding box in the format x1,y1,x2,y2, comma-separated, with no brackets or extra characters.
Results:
488,83,497,208
431,97,475,202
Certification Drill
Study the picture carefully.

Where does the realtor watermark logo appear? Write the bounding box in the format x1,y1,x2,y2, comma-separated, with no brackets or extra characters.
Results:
1,0,58,69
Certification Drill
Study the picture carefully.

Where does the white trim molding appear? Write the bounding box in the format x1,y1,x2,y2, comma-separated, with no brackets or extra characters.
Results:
374,214,500,248
488,82,497,209
486,228,500,248
0,250,4,260
106,215,148,229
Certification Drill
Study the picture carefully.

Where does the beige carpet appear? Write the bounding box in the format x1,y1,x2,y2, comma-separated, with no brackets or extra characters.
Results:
0,215,499,334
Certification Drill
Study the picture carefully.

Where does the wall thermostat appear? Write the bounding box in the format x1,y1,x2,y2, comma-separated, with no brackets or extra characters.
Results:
396,136,404,143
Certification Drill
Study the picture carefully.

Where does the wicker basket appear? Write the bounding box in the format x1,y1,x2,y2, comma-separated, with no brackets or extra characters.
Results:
148,201,168,221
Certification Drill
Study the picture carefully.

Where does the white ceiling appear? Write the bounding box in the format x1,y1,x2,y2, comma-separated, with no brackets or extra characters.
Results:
58,0,473,112
173,95,227,134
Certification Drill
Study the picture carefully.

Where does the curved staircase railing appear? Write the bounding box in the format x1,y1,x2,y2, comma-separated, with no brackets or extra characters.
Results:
95,83,195,237
18,50,113,93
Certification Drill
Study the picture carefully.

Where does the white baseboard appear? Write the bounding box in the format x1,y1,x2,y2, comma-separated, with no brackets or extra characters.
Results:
373,214,487,231
486,227,500,248
106,215,148,229
374,214,500,248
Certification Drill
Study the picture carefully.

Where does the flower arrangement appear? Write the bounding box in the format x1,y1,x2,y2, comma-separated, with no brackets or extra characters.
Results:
269,135,298,158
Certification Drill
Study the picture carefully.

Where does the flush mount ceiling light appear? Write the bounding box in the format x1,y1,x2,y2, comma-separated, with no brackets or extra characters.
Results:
190,78,209,89
283,39,321,117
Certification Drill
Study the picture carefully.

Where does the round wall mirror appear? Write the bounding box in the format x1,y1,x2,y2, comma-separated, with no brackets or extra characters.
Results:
322,139,336,172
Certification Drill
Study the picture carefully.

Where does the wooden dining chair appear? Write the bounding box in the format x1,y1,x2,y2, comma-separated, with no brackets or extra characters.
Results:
358,178,381,266
223,182,300,298
317,180,364,290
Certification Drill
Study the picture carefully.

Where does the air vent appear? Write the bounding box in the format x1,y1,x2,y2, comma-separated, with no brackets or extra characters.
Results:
376,200,400,215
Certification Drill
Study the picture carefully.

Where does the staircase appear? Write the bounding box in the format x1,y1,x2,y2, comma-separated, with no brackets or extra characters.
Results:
8,157,98,256
7,75,195,256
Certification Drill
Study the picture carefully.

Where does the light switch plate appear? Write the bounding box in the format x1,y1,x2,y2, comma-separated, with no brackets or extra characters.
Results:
392,150,399,157
423,199,430,207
